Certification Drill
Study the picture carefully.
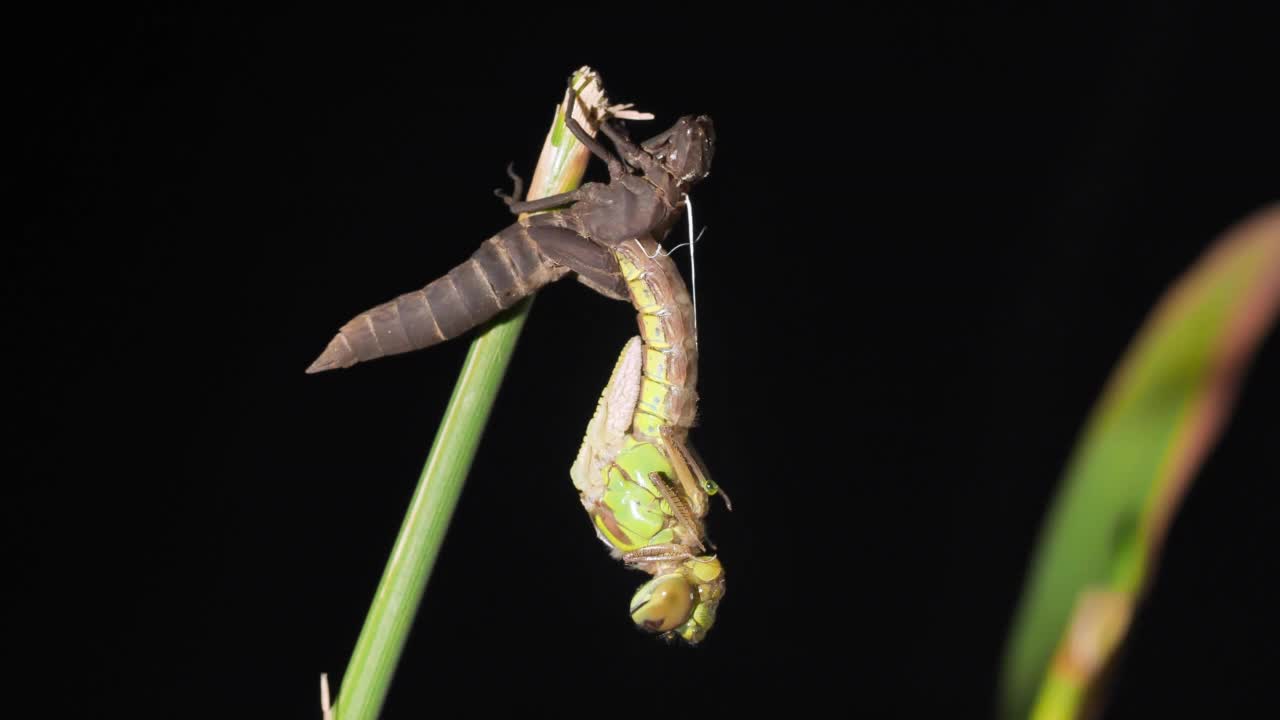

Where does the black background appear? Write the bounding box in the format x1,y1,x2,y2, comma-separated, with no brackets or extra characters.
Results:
12,5,1280,718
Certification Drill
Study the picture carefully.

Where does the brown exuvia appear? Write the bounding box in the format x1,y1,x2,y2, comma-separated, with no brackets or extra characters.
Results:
305,90,714,374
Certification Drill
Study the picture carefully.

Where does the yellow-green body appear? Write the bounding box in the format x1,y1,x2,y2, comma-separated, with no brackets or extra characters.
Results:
569,237,726,644
591,438,678,552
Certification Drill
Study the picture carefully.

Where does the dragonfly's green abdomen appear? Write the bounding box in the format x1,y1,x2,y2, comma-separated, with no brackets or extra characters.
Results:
614,242,699,442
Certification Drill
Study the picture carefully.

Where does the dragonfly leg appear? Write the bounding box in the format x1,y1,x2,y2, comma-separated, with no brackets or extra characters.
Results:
499,187,588,215
639,124,675,149
665,431,733,512
623,543,695,567
526,225,629,301
647,471,708,553
563,89,628,179
492,162,524,205
494,161,590,214
597,120,647,169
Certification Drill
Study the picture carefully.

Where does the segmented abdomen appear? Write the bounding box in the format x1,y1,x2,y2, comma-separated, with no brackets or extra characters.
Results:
613,239,699,439
306,222,568,373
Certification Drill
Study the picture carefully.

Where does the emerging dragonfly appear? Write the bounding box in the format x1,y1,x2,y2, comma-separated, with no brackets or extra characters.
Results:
571,238,730,644
307,81,728,641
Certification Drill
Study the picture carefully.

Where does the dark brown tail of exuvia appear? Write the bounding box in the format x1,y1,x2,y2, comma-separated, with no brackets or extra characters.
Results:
305,224,567,373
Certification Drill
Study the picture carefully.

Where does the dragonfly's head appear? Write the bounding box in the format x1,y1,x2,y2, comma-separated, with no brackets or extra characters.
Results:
642,115,715,190
629,555,725,644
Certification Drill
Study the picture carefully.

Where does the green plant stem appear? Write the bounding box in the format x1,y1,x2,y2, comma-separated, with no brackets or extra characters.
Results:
334,299,532,720
332,67,603,720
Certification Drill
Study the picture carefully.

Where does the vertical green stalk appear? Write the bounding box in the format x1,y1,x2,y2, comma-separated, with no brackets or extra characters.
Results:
332,67,608,720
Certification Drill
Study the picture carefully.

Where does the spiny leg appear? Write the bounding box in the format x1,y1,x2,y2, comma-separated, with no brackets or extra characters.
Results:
639,124,675,149
568,88,647,170
648,471,708,553
667,431,733,512
659,426,712,513
498,187,588,215
492,162,524,205
526,224,629,301
623,543,694,566
562,89,628,179
493,162,589,214
597,120,647,168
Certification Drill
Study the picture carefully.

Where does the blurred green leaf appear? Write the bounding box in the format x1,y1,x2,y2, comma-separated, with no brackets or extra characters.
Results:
1001,205,1280,720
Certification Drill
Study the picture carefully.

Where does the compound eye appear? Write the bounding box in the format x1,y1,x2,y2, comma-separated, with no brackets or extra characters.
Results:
629,574,694,633
703,479,719,495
